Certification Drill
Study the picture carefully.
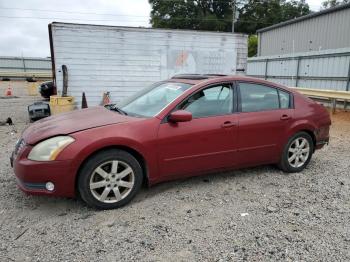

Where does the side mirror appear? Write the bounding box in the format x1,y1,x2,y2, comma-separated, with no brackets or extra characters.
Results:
168,110,192,123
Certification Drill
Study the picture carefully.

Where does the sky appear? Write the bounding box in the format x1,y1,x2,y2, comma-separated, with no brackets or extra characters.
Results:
0,0,322,57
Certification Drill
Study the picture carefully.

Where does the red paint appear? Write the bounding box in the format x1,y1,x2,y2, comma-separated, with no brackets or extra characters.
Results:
237,108,294,166
12,76,331,197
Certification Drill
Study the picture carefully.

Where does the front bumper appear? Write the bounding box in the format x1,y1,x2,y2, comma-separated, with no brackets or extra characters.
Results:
11,146,76,197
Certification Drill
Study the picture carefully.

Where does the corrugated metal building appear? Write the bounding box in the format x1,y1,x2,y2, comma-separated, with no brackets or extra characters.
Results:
49,22,248,106
248,48,350,90
257,3,350,56
247,4,350,91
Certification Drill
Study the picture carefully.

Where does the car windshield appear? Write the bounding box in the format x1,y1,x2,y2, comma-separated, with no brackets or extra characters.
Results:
118,82,192,117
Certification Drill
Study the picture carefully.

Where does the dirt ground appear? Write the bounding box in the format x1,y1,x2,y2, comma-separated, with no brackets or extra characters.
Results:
0,83,349,261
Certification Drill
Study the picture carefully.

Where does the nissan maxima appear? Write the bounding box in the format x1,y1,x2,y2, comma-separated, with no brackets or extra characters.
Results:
11,75,331,209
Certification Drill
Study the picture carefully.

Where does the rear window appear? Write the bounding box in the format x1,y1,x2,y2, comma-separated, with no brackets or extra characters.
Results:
239,82,291,112
240,83,279,112
279,90,291,109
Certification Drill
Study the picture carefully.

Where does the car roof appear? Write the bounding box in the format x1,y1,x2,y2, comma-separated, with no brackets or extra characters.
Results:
167,74,294,93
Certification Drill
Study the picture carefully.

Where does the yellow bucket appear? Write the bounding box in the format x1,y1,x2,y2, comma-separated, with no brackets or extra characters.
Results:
27,82,39,96
50,95,75,115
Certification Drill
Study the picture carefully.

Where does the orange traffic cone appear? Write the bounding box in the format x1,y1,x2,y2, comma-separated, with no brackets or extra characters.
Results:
102,91,111,106
5,85,13,96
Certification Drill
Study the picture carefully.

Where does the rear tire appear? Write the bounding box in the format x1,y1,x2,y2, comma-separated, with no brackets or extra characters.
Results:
78,149,143,209
279,132,314,173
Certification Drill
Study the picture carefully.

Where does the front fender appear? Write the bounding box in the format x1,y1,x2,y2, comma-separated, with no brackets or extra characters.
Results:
56,125,159,185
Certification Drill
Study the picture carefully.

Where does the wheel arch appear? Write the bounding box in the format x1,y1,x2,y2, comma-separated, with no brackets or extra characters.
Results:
299,129,316,150
287,120,317,150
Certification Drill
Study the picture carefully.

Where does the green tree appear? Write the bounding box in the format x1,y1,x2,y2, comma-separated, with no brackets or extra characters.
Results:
149,0,311,58
248,34,258,57
235,0,311,34
149,0,311,34
149,0,233,32
322,0,349,9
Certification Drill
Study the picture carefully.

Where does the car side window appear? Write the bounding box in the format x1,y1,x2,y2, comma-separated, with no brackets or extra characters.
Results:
180,84,234,118
279,90,291,109
239,83,280,112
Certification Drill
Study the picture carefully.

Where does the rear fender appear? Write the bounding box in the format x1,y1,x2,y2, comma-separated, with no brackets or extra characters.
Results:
285,119,317,144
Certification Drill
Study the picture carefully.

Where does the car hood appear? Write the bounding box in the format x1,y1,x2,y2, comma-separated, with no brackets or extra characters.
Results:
22,106,134,145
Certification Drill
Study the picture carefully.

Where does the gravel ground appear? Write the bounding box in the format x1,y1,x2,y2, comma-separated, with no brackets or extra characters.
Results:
0,86,350,261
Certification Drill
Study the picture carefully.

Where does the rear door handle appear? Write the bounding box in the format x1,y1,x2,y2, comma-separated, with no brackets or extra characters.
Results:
221,121,237,128
280,114,291,120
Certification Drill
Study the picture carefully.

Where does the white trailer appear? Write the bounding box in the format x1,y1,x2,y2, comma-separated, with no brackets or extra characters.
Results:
49,22,247,107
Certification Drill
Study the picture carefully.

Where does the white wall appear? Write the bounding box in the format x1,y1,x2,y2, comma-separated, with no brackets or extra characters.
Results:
51,23,247,107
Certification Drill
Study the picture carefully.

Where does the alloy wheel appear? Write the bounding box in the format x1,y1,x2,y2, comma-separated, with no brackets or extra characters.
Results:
288,137,310,168
89,160,135,203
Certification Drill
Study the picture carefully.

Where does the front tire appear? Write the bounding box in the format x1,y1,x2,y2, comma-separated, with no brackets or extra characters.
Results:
78,149,143,209
279,132,314,173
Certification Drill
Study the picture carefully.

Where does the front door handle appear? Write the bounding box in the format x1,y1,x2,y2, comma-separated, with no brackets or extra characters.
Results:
280,114,291,120
221,121,237,128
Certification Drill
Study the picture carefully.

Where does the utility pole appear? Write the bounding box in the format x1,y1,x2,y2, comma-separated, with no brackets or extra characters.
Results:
232,0,237,33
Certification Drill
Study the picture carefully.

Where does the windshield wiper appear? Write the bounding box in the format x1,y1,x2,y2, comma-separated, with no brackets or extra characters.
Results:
105,104,128,115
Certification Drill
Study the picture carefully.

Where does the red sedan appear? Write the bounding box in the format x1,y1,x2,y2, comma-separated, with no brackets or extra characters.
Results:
11,75,331,209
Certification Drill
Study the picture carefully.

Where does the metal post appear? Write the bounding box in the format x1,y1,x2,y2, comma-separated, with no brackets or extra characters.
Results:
62,65,68,97
264,59,268,80
346,57,350,91
258,33,261,56
332,98,336,114
295,56,301,87
22,56,26,72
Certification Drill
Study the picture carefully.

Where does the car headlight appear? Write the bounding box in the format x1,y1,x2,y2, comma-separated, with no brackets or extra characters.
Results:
28,136,75,161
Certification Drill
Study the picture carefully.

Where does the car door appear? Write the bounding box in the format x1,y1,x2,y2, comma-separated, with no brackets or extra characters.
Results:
157,83,238,177
237,81,294,166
